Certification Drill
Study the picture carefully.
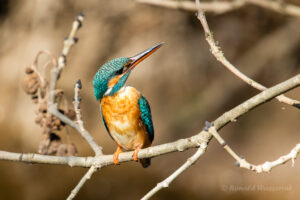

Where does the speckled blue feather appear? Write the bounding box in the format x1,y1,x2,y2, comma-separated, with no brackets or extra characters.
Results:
138,96,154,142
93,57,131,100
110,71,131,96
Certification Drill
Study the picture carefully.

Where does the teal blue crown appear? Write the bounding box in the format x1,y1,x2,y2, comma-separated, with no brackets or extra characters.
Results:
93,57,131,100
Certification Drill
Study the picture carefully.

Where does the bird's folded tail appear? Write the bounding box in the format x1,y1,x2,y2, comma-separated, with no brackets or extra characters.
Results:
140,158,151,168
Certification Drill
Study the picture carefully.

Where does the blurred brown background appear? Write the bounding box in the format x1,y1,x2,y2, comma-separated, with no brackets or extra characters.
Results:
0,0,300,199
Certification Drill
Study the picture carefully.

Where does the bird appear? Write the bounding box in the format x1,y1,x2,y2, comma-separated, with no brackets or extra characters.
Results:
93,43,163,168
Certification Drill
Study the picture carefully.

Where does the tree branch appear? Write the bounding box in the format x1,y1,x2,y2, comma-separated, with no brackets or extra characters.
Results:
46,13,102,157
136,0,244,14
12,6,300,199
141,143,207,200
64,80,104,200
137,0,300,17
1,73,299,168
136,1,300,197
38,13,104,199
48,13,84,105
72,79,103,156
209,126,300,173
66,165,98,200
195,0,300,109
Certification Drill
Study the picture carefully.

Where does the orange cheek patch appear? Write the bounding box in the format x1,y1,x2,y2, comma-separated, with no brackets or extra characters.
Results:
108,75,121,88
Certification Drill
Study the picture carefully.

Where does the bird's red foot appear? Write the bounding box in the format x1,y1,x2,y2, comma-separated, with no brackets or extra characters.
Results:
132,145,142,162
113,146,123,165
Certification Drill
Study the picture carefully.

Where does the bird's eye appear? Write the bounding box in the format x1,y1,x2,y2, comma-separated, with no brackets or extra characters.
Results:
115,68,123,75
115,62,131,76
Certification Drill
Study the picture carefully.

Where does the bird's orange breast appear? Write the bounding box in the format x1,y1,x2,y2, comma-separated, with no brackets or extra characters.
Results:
100,86,152,150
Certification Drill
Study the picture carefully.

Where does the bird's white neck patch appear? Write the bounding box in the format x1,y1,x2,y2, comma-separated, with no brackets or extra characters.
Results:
104,85,127,97
104,87,112,96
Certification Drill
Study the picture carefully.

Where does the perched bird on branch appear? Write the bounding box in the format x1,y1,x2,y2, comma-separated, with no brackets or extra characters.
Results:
93,43,163,167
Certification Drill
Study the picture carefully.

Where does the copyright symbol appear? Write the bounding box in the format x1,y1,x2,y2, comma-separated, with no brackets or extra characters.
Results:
221,185,228,191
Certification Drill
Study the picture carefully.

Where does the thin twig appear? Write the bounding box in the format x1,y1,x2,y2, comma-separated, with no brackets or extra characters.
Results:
209,126,300,173
46,13,102,156
32,50,57,98
136,0,244,14
66,165,99,200
2,73,300,168
48,13,84,105
66,80,103,199
141,142,207,200
73,80,103,156
195,0,300,108
137,0,300,17
139,70,300,198
44,15,103,199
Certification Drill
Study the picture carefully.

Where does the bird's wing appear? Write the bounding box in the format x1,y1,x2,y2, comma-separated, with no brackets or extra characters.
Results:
138,96,154,142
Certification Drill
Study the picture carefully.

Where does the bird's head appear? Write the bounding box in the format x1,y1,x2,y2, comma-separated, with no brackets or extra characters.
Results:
93,43,163,100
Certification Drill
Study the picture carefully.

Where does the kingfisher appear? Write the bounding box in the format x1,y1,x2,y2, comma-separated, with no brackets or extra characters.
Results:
93,43,163,168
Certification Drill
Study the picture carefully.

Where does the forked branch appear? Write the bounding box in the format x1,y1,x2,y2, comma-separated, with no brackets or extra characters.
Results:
209,125,300,173
195,0,300,109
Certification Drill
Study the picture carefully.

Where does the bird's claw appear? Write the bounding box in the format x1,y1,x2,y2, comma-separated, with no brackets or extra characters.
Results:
113,146,123,165
132,145,142,162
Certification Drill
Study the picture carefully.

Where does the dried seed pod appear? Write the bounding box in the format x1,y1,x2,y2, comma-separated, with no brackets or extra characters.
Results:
35,114,43,125
66,109,76,120
54,118,61,126
43,128,52,135
45,115,53,128
56,144,68,156
48,140,61,155
38,102,48,113
31,95,39,104
55,89,64,103
25,66,34,74
44,133,62,155
44,115,63,131
49,133,61,141
66,143,77,156
22,73,40,95
56,143,77,156
38,134,51,154
56,89,64,96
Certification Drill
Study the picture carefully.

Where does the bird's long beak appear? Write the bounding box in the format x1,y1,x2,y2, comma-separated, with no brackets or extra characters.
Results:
126,42,164,72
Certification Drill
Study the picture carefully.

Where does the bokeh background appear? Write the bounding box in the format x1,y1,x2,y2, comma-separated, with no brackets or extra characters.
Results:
0,0,300,199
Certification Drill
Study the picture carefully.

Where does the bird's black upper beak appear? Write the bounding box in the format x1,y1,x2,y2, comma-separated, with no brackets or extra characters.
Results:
125,42,164,73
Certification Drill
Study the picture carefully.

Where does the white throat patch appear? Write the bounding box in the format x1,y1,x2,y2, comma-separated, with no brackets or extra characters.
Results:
104,86,127,97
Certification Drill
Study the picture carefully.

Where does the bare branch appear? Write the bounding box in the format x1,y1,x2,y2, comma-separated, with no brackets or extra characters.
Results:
65,80,103,199
48,13,84,105
3,72,300,198
140,70,300,198
3,73,300,167
46,13,102,157
195,0,300,108
136,0,244,14
209,126,300,173
137,0,300,17
66,165,98,200
141,143,207,200
73,80,103,156
38,14,104,199
13,7,300,199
